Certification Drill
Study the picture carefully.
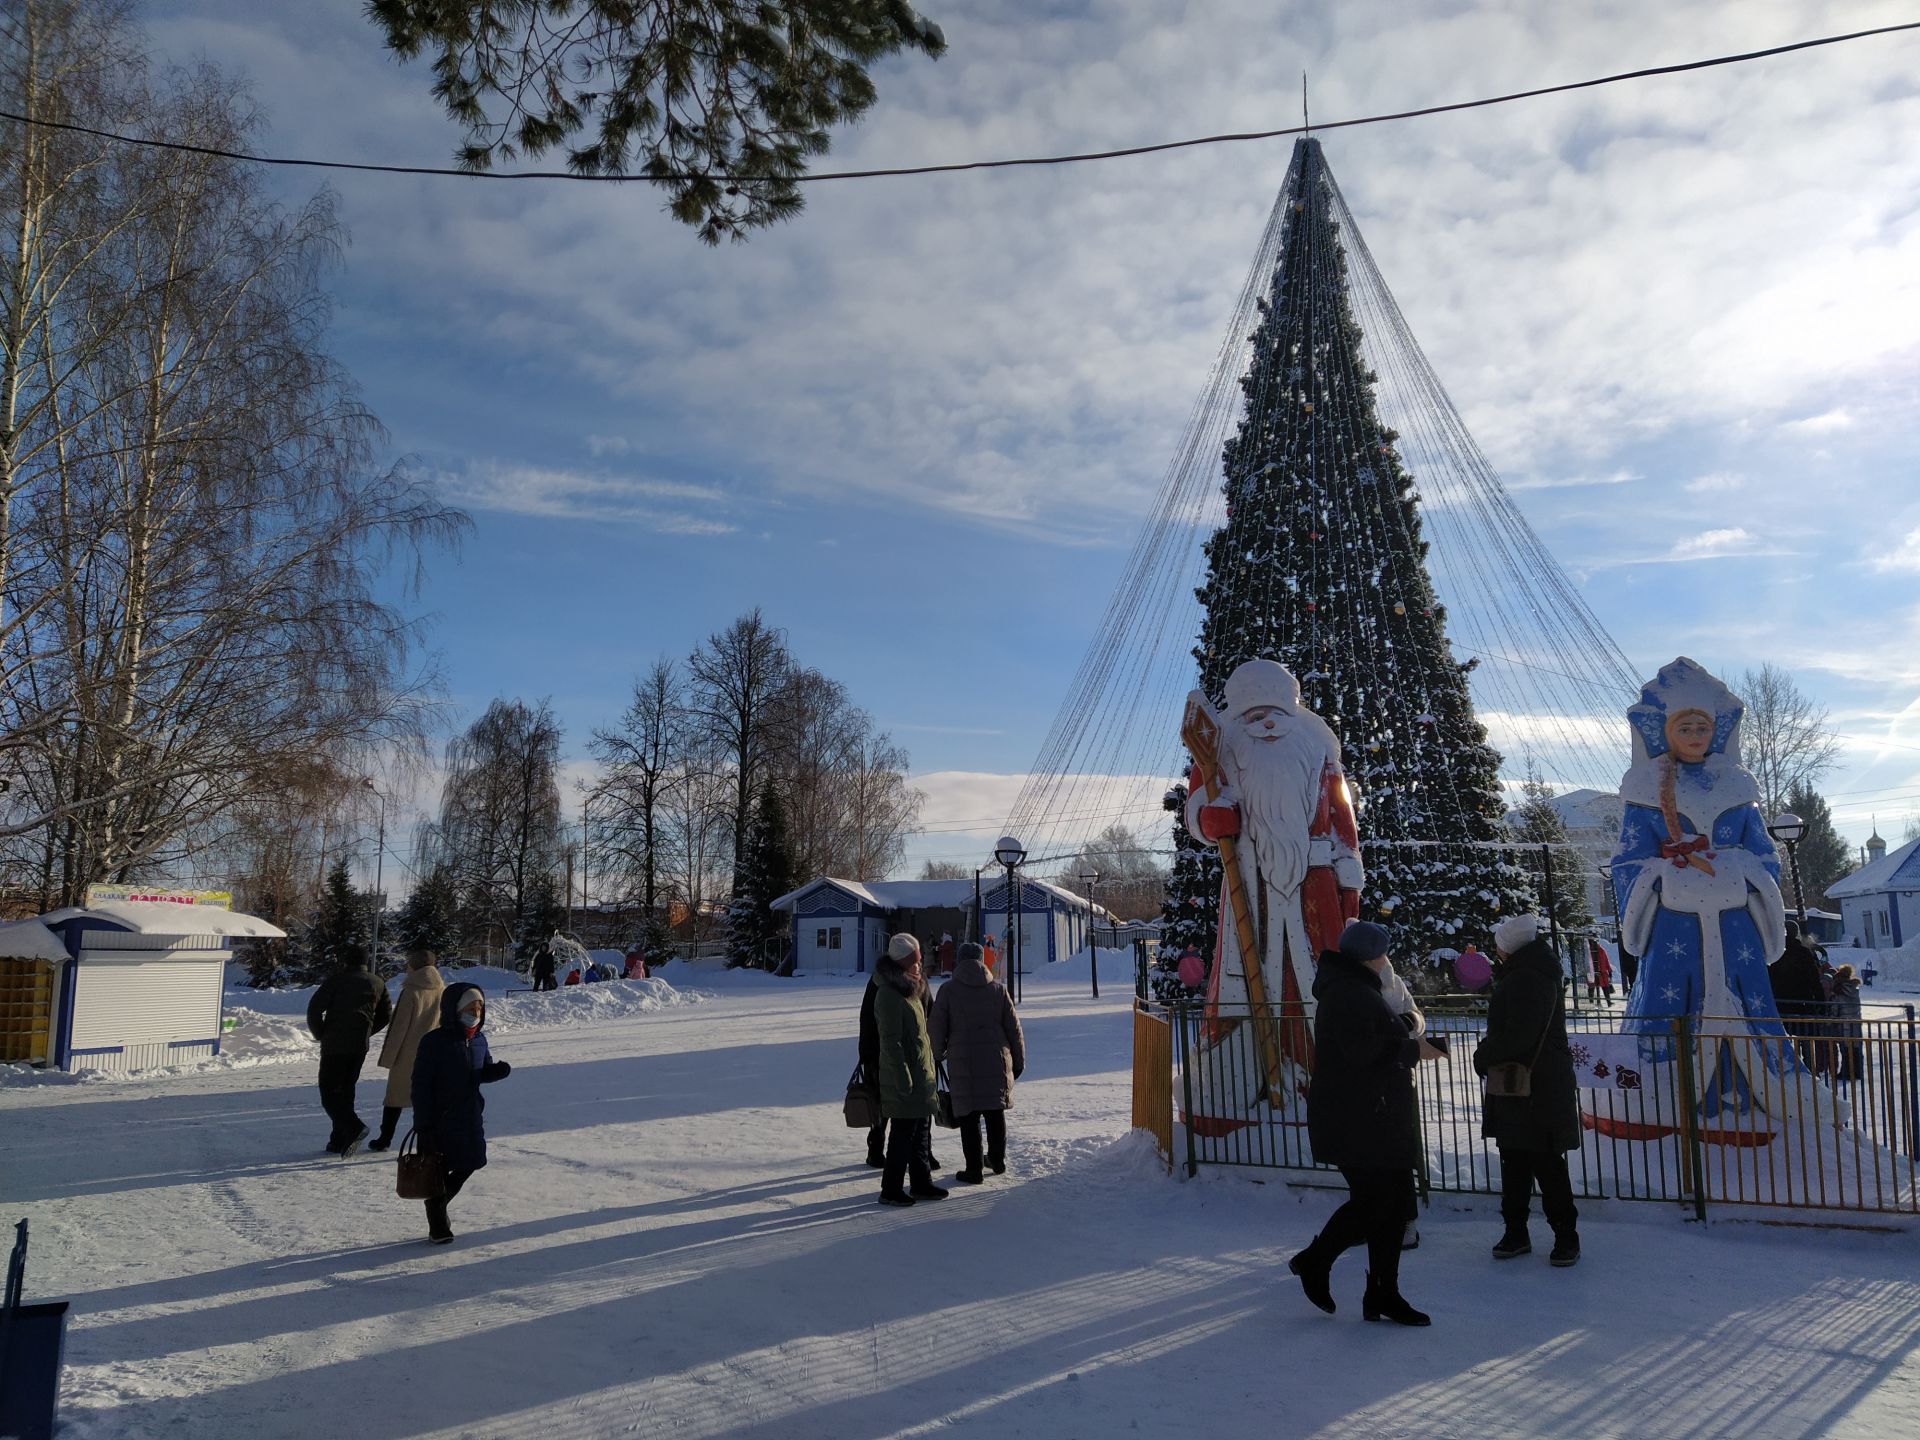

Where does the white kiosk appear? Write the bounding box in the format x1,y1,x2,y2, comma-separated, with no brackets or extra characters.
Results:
3,886,285,1074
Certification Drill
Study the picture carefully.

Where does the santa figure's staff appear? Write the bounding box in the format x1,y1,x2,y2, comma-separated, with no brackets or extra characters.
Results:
1182,692,1285,1108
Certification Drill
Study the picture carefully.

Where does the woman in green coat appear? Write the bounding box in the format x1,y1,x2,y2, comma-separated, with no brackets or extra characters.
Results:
873,934,948,1207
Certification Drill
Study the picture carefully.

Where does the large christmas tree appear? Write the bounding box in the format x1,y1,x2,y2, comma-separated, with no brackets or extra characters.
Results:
1187,137,1531,966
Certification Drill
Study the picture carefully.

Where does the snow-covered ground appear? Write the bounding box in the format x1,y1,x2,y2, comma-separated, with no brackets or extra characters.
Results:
4,965,1919,1439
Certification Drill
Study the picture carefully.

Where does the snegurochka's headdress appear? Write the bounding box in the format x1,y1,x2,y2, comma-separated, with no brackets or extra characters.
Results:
1626,656,1744,766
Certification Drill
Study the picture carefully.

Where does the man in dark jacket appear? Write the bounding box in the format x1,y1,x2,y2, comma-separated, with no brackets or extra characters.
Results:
1475,915,1581,1267
1769,921,1828,1064
306,944,393,1156
411,982,512,1243
1291,922,1446,1326
531,942,558,992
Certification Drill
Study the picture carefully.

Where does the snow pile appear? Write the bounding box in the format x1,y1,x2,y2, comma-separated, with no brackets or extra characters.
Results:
1025,945,1135,988
214,1005,323,1067
652,957,868,991
0,1004,318,1086
484,976,704,1033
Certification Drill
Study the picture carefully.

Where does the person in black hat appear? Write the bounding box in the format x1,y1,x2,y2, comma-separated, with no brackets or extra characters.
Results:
1290,920,1448,1326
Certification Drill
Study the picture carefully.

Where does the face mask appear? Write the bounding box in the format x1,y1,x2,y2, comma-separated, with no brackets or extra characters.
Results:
458,1000,484,1030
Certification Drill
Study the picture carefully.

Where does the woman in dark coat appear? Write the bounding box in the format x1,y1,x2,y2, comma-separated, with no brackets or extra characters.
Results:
930,941,1026,1183
1474,915,1580,1267
872,934,947,1207
410,982,512,1244
1291,922,1446,1325
858,969,889,1167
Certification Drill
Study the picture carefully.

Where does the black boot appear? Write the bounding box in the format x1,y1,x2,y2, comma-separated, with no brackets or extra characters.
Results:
368,1106,401,1152
1363,1274,1431,1326
1288,1244,1336,1314
1549,1230,1580,1268
426,1196,453,1244
1492,1224,1532,1259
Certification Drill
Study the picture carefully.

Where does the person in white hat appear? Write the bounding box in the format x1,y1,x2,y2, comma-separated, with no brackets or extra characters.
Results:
1476,914,1581,1267
871,934,949,1206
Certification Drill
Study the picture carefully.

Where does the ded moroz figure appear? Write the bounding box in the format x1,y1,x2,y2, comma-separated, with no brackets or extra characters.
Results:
1590,657,1844,1139
1182,658,1363,1133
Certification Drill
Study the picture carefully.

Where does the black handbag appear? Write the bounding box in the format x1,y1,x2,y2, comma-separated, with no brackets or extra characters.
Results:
843,1065,879,1129
395,1128,446,1200
935,1063,958,1129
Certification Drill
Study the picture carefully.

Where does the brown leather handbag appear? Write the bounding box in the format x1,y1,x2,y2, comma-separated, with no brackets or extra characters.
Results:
395,1128,446,1199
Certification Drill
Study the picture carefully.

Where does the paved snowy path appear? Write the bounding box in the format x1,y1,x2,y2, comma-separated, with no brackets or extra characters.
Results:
5,972,1920,1439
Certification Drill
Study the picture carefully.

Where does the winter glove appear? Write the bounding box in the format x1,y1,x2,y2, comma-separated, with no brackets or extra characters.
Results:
1196,803,1241,841
481,1059,511,1082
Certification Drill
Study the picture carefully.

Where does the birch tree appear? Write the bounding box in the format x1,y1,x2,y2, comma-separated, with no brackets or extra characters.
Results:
0,0,466,905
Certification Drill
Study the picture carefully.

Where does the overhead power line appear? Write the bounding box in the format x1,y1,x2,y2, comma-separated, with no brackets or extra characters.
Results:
2,22,1915,186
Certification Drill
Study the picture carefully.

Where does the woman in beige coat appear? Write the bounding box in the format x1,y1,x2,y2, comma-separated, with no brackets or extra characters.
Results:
370,949,446,1151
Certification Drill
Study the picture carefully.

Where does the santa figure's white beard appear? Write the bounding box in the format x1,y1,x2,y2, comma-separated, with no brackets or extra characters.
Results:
1223,718,1324,899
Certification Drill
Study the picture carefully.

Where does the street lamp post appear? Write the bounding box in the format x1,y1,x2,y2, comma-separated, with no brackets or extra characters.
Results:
1079,871,1101,998
995,836,1025,1007
580,789,592,939
1769,811,1808,925
362,779,386,970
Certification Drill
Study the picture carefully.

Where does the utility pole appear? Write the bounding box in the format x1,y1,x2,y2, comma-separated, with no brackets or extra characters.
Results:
362,780,386,969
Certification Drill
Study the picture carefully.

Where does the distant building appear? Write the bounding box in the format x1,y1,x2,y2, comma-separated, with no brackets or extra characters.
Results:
1825,832,1920,949
770,875,1109,974
1504,787,1623,928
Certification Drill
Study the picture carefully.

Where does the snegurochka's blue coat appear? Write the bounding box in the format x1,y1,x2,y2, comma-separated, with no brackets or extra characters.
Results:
1612,666,1800,1122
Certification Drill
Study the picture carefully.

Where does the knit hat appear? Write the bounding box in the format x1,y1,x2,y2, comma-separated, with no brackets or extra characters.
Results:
1339,919,1392,963
405,947,437,971
1493,914,1540,955
887,933,922,963
958,941,984,964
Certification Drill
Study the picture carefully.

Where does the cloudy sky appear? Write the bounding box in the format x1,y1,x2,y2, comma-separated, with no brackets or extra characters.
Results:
145,0,1920,875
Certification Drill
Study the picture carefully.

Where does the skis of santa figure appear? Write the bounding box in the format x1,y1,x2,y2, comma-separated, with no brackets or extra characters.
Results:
1584,657,1848,1144
1179,660,1363,1136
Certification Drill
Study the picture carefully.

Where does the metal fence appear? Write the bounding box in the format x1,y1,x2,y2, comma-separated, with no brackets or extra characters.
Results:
1165,999,1920,1218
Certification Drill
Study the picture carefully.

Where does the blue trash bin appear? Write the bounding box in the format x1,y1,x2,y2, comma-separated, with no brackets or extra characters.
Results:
0,1299,69,1440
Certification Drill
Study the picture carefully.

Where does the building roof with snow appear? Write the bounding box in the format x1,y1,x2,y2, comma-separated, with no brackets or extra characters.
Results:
1825,835,1920,900
770,875,1104,915
1502,787,1622,835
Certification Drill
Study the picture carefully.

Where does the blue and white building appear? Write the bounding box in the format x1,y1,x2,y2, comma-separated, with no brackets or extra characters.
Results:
1826,831,1920,950
770,875,1108,975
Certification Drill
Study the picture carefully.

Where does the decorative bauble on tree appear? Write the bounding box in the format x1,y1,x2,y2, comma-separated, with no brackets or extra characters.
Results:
1190,137,1531,962
1153,781,1220,1004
